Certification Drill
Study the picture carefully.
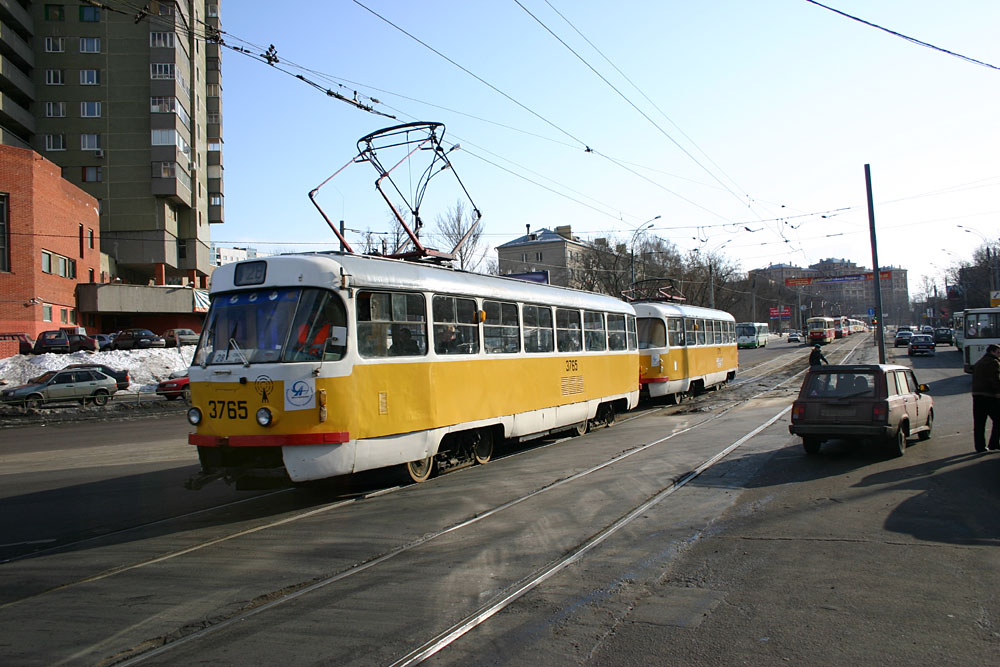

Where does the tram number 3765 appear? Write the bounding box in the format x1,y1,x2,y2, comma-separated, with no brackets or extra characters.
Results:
207,400,249,420
565,359,579,372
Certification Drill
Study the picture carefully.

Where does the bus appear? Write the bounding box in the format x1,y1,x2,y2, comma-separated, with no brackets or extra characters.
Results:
736,322,769,348
636,303,738,404
960,307,1000,373
807,316,835,345
952,311,965,351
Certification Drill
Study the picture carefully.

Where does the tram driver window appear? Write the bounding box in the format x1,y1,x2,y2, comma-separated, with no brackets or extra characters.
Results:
637,318,665,350
357,291,427,358
433,295,480,355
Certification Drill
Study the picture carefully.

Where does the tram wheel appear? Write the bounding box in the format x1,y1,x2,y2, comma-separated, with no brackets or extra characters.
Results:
473,430,494,465
574,420,589,436
406,456,435,483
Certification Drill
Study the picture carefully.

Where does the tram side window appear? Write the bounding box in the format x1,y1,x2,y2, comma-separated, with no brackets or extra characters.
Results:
357,291,427,358
667,317,684,347
484,300,519,353
433,295,480,354
627,315,638,350
523,304,554,353
556,308,582,352
727,321,735,344
637,317,665,350
584,311,607,351
684,318,697,346
607,314,627,351
713,320,722,345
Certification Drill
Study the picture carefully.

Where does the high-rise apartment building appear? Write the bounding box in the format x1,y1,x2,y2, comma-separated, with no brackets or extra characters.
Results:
1,0,222,288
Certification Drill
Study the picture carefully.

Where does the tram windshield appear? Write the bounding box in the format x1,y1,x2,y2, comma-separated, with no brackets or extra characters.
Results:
194,287,347,366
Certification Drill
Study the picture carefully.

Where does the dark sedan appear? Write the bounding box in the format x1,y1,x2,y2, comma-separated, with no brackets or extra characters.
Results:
112,328,166,350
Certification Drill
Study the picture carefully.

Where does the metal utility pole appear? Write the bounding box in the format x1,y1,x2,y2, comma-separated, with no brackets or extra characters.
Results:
865,164,886,363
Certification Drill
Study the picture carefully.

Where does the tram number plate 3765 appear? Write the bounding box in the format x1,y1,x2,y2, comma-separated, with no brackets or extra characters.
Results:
207,400,249,420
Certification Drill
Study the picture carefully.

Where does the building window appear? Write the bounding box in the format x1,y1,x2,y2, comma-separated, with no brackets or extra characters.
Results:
82,167,103,182
60,308,68,324
88,268,95,282
81,133,101,150
207,112,221,124
44,5,65,21
45,69,65,85
177,238,187,260
43,304,52,322
88,228,95,249
150,32,175,48
45,37,65,52
156,162,176,178
150,96,175,113
79,5,100,21
80,101,101,117
207,4,219,17
79,37,100,53
45,101,66,117
520,253,527,262
151,129,175,146
208,140,221,152
210,194,223,206
0,195,8,272
79,69,101,85
206,83,221,97
69,309,77,325
158,4,174,16
535,252,543,261
150,63,175,79
45,134,66,151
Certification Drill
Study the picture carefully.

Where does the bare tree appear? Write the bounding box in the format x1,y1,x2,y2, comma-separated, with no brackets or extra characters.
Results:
434,200,486,271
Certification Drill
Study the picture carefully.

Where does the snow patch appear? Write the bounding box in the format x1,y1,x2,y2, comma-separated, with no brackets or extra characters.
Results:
0,347,195,394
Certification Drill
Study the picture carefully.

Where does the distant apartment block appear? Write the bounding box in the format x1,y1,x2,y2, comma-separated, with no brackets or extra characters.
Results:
0,1,224,288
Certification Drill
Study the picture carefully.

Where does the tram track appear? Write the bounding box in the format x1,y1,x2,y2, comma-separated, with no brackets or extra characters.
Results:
0,337,872,665
93,335,871,666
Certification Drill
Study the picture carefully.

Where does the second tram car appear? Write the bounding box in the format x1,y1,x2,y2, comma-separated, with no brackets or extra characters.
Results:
185,253,640,486
807,316,836,344
636,303,738,403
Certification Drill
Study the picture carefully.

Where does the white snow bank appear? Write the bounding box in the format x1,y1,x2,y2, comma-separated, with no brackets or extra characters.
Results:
0,346,195,394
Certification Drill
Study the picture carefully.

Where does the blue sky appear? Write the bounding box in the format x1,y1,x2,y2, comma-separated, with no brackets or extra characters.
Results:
217,1,1000,295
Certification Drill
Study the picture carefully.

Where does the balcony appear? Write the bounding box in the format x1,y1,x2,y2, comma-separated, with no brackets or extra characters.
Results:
77,283,207,315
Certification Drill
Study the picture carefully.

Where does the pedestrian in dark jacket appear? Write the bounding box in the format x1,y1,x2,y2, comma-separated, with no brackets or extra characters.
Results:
809,344,828,367
971,344,1000,452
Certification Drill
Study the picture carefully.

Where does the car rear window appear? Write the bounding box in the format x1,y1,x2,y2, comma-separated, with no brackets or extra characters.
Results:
805,372,876,398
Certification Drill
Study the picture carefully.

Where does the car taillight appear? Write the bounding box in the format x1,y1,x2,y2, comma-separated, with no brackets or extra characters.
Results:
792,402,806,422
872,402,888,422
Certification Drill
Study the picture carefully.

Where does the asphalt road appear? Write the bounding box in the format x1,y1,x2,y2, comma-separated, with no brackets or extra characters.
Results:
0,336,996,666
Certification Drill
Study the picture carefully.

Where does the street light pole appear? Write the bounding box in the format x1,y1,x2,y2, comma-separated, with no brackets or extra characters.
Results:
629,216,660,287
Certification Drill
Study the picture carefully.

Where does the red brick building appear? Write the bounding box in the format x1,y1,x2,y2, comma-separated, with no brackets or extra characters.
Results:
0,145,101,338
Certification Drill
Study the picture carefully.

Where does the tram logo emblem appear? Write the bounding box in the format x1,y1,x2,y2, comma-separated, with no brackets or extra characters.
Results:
286,379,315,409
254,375,274,403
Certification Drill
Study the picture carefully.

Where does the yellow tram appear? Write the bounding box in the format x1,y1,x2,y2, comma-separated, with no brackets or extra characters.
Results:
186,253,640,486
635,302,738,403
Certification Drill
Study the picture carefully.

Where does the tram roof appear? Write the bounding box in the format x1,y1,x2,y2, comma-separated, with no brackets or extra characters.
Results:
211,252,636,314
632,301,735,321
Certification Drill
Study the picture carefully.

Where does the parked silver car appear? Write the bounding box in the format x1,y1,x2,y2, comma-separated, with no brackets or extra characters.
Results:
162,328,200,347
0,368,118,409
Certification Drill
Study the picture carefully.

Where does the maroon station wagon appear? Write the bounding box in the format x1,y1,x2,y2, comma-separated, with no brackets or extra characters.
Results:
789,364,933,457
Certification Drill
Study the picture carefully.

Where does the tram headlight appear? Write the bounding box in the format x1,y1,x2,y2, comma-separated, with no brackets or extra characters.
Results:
256,407,274,427
187,407,202,425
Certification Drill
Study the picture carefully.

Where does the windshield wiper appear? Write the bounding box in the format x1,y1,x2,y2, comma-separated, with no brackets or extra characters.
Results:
229,338,250,367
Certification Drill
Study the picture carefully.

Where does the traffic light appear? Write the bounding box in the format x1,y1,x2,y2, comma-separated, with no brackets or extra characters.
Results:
872,316,878,325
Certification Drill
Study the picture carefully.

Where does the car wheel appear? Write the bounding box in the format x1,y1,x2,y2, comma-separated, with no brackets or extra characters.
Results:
888,427,906,457
24,395,42,410
803,437,822,455
91,390,109,406
918,411,933,441
183,387,191,402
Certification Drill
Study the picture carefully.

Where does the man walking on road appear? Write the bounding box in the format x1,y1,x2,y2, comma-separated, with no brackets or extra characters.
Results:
809,344,828,367
971,343,1000,452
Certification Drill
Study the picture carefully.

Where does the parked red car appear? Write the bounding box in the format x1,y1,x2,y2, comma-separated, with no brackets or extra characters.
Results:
155,373,190,401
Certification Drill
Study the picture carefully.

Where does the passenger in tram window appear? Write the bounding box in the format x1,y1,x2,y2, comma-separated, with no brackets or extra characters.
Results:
435,325,458,354
390,327,419,356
